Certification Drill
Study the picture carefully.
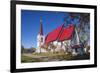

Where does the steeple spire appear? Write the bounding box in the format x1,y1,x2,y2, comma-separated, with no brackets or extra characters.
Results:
39,17,43,35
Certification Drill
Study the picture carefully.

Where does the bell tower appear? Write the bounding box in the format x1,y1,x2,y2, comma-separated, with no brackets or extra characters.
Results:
36,18,45,53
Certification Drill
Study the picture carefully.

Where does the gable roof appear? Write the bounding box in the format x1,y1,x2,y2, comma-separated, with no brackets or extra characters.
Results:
45,24,64,44
58,25,75,41
45,24,75,44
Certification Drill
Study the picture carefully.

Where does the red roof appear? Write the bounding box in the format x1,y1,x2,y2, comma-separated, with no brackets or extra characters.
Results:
45,24,74,44
58,25,74,41
45,24,64,44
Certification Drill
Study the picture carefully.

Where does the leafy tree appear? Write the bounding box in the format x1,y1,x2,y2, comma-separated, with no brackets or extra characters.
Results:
64,13,90,44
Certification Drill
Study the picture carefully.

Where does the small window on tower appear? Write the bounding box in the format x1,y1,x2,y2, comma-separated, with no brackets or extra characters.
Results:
41,37,43,42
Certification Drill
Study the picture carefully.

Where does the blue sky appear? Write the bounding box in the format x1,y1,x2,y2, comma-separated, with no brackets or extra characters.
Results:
21,10,80,48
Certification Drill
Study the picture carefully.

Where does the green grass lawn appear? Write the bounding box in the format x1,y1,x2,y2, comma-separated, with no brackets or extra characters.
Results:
32,52,67,57
21,55,44,63
21,52,90,63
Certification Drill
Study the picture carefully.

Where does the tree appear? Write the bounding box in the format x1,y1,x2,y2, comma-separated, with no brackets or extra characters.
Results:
64,13,90,44
78,13,90,43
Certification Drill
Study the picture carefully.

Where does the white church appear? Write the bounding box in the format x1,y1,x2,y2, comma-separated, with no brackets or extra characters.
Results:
35,18,88,55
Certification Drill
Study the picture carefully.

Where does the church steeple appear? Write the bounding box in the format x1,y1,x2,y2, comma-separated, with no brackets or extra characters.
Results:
36,17,45,53
39,18,43,35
